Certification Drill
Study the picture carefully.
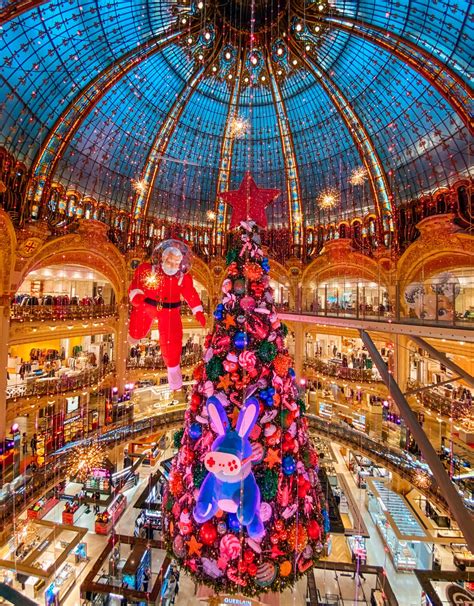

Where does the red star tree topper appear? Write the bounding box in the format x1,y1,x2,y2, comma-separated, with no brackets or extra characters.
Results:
220,172,281,229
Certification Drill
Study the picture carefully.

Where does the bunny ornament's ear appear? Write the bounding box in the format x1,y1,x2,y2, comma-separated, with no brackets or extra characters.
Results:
236,397,259,438
207,395,230,436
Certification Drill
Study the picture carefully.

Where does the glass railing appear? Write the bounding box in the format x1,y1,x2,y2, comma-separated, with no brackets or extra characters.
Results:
10,303,118,321
2,406,466,532
279,280,474,329
6,363,115,401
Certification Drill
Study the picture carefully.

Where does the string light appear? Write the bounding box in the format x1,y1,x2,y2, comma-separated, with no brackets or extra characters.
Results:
318,188,339,209
68,442,105,482
206,210,216,221
349,167,368,186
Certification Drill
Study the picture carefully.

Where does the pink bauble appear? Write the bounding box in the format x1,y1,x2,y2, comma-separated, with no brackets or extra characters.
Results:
260,502,272,522
222,279,233,293
220,533,241,561
240,295,256,312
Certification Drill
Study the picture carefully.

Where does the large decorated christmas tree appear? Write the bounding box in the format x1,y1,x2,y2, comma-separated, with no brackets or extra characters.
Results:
163,176,328,596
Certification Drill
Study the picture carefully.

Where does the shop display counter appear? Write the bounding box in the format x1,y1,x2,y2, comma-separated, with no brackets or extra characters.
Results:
95,494,127,535
367,479,432,572
62,503,84,525
453,549,474,571
347,535,367,565
45,563,76,605
122,543,151,590
27,496,59,520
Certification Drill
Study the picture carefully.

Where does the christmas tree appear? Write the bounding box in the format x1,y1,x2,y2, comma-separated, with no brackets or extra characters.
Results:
163,187,328,596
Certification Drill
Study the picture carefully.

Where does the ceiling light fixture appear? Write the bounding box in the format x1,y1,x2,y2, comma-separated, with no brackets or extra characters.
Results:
318,188,340,209
349,166,368,186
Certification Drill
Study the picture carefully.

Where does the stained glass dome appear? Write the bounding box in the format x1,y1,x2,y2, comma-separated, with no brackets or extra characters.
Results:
0,0,471,230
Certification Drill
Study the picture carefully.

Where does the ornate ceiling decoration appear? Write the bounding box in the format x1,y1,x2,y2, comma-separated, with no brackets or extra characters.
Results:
175,0,332,86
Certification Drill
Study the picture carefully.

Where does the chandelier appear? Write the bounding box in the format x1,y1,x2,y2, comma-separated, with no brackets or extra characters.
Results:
349,166,368,186
68,441,105,482
318,188,339,210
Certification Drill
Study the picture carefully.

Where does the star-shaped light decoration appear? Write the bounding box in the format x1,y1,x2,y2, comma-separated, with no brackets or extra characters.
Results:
187,535,203,556
220,172,281,229
217,373,232,391
264,447,282,469
143,269,161,289
223,314,237,329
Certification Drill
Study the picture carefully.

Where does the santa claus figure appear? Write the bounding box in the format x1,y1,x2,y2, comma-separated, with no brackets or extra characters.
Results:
128,240,206,390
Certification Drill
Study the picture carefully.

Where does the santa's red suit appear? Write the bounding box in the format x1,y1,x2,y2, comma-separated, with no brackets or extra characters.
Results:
128,262,205,389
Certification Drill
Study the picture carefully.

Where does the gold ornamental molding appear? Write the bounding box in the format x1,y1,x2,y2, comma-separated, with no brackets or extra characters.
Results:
301,238,389,287
13,220,128,300
397,214,474,291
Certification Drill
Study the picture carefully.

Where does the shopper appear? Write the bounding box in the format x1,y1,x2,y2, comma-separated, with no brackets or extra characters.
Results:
30,433,37,456
143,567,151,593
22,432,28,455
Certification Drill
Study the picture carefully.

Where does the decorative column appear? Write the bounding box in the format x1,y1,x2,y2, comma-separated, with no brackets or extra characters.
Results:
393,335,410,393
115,299,130,395
293,322,305,381
0,296,10,441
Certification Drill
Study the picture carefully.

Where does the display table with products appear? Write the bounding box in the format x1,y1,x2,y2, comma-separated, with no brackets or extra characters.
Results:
347,535,367,565
62,502,85,525
27,495,59,520
95,494,127,535
83,462,114,495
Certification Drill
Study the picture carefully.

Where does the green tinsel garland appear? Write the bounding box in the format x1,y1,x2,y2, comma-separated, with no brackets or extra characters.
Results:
226,248,239,265
280,322,289,337
297,397,306,414
258,341,277,363
173,428,184,449
206,356,224,381
255,468,278,501
193,462,207,488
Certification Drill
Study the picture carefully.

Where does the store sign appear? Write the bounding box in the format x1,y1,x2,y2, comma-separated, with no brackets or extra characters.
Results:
64,414,81,425
202,597,263,606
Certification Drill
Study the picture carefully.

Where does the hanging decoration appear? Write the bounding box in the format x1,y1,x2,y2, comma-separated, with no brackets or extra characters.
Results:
318,188,340,210
128,239,206,390
349,167,368,186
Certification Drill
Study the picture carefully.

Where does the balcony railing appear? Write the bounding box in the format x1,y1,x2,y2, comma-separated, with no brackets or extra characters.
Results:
0,407,463,534
304,357,382,384
281,280,474,330
6,363,115,401
10,303,118,322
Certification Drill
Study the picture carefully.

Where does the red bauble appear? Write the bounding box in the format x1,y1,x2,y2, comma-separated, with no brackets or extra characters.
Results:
238,560,247,574
193,362,205,381
247,562,258,576
190,393,201,412
307,520,321,540
244,549,255,563
180,445,195,466
199,521,218,546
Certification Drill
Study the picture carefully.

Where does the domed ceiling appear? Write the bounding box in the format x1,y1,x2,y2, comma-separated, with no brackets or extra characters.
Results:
0,0,471,232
